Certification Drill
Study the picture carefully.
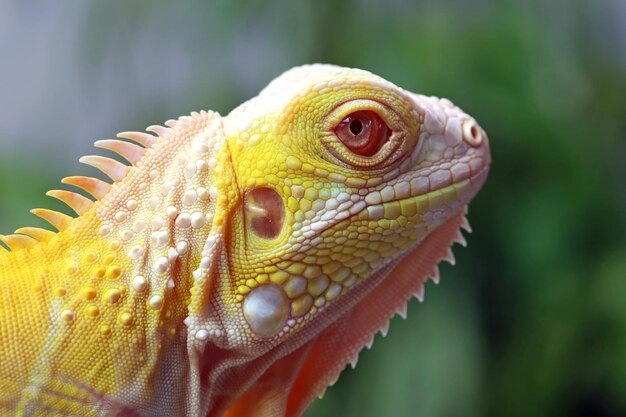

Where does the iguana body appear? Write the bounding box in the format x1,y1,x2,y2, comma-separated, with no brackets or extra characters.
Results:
0,65,490,417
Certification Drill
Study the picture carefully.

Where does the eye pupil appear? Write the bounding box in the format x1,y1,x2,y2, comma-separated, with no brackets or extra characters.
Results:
349,119,363,135
470,125,478,138
334,110,391,158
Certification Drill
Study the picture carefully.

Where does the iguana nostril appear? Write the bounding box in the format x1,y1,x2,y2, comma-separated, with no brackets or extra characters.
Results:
462,119,484,147
245,187,285,239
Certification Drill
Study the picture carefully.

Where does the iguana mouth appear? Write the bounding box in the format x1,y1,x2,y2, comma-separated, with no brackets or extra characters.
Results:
359,165,490,223
298,165,489,240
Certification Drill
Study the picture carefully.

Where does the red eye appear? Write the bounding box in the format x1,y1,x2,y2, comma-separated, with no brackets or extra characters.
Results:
334,111,391,157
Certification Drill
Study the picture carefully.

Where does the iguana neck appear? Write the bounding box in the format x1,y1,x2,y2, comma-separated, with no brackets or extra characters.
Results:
0,110,231,412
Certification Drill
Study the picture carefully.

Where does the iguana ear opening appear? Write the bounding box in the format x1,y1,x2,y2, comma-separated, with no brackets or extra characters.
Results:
220,210,470,417
244,187,286,241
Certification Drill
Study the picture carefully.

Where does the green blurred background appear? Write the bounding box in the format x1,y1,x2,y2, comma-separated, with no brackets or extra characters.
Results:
0,1,624,416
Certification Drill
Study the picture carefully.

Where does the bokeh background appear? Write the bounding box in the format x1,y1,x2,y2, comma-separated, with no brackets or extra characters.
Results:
1,1,625,416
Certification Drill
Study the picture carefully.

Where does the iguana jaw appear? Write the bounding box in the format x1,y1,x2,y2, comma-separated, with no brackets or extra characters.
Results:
358,164,489,226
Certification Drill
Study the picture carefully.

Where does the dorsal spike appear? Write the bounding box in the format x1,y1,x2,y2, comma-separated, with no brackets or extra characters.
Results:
460,217,472,233
0,234,38,251
116,131,157,147
146,125,171,137
164,119,180,128
31,209,74,232
454,232,467,247
14,227,56,242
429,267,441,284
443,248,456,266
94,140,146,164
46,190,94,215
61,176,112,200
79,156,129,182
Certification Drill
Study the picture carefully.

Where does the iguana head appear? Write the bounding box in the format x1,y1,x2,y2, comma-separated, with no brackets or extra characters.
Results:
193,65,490,354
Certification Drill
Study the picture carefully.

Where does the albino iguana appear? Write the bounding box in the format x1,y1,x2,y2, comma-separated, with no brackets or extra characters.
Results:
0,65,490,417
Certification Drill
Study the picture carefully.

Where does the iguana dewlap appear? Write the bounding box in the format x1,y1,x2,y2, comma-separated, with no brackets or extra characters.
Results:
0,65,490,417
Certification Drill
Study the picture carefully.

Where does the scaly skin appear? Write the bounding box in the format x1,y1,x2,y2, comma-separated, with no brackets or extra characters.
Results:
0,65,490,417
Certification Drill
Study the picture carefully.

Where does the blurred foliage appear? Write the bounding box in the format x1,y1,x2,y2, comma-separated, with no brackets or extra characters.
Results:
0,0,625,416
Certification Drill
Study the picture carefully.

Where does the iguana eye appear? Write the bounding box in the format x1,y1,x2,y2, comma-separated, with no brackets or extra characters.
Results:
334,111,391,157
321,99,414,169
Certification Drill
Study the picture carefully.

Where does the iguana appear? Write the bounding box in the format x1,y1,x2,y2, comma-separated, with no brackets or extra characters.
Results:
0,65,490,417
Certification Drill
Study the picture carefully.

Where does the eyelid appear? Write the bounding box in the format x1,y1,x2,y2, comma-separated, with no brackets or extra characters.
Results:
322,99,400,133
320,99,409,169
